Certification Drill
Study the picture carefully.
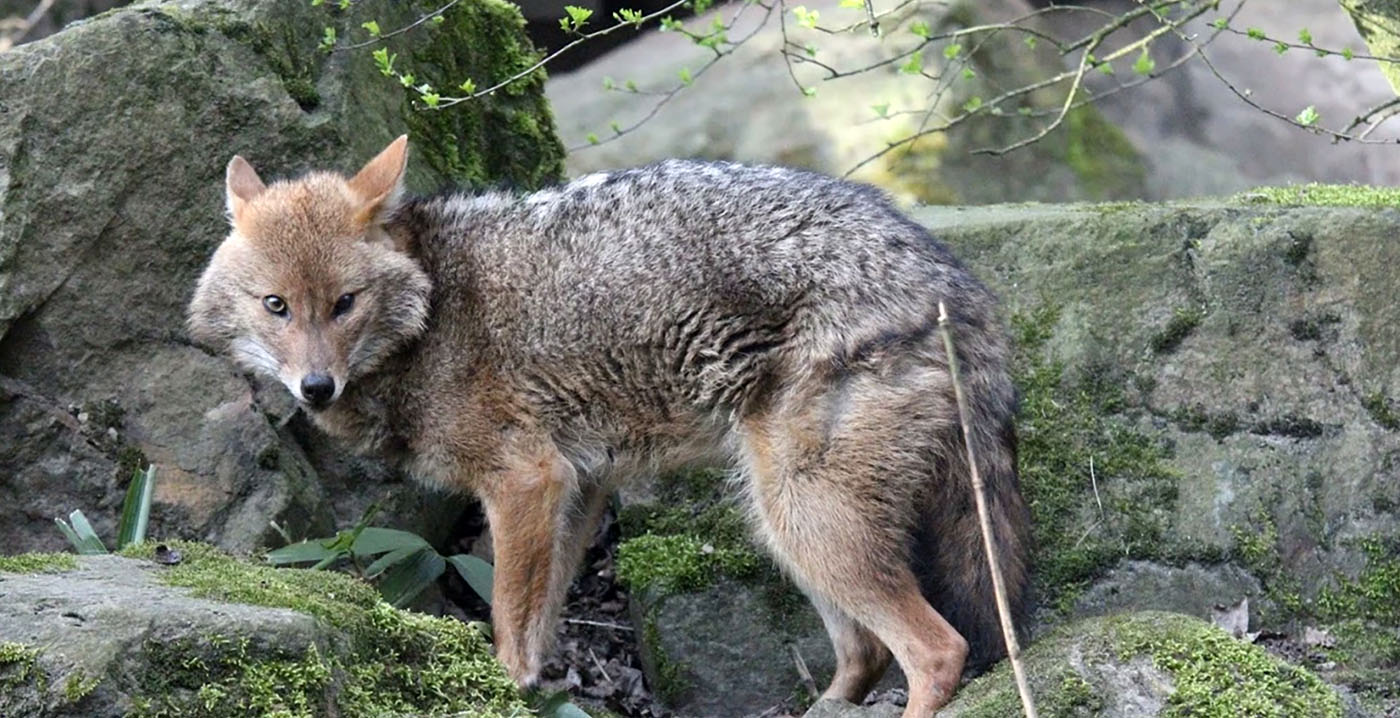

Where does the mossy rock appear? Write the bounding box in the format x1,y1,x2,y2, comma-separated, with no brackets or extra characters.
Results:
915,196,1400,713
0,544,525,717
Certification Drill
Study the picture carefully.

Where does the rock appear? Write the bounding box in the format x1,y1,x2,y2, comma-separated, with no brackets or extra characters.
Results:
1339,0,1400,95
0,544,524,717
936,612,1350,718
545,0,1146,204
1038,1,1400,198
920,195,1400,713
0,0,563,553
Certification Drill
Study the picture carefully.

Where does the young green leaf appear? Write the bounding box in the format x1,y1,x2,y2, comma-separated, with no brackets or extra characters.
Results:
459,78,476,93
1024,35,1037,50
899,50,923,75
372,47,396,76
563,5,593,31
1296,105,1320,126
961,67,976,80
1211,17,1228,30
447,554,495,604
678,67,693,85
1273,41,1289,55
614,8,643,25
586,132,600,145
792,5,819,29
871,102,890,118
1133,48,1155,76
1246,27,1265,40
942,43,961,60
361,20,381,37
1298,28,1312,45
910,20,930,39
1343,46,1356,60
961,95,983,113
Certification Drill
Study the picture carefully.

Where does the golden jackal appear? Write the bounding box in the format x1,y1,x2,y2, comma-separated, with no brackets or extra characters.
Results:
187,136,1031,716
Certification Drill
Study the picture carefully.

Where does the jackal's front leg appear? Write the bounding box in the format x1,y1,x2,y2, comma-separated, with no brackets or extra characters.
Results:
479,446,581,686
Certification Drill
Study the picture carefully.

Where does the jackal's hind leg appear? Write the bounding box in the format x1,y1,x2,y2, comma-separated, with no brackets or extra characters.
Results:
811,593,893,703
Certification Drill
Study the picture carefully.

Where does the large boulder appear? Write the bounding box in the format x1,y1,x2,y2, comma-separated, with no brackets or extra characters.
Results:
0,0,564,554
0,544,524,716
810,612,1356,718
622,190,1400,716
546,0,1147,205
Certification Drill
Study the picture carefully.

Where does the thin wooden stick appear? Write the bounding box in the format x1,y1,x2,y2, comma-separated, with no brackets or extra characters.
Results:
937,301,1038,718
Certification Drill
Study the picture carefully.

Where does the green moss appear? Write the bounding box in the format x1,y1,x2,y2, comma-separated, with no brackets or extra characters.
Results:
952,613,1341,718
1315,536,1400,625
61,669,100,704
1012,304,1185,613
399,0,564,189
0,552,78,573
1235,183,1400,208
1363,391,1400,431
1169,403,1239,440
1061,105,1146,201
641,615,689,704
1323,619,1400,694
1150,306,1205,354
1115,614,1342,717
0,641,48,711
118,541,526,717
616,534,759,595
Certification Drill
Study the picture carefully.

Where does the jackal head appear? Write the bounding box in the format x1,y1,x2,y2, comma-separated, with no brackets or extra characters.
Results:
187,136,431,411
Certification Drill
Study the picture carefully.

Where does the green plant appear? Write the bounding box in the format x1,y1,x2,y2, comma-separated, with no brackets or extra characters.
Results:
54,464,156,554
265,505,493,608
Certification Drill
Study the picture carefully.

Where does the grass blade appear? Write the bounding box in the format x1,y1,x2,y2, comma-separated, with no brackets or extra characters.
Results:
61,510,108,554
377,547,445,607
116,465,156,549
446,553,494,605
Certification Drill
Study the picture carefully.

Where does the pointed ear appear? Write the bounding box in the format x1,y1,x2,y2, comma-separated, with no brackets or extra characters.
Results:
348,134,409,225
226,156,267,224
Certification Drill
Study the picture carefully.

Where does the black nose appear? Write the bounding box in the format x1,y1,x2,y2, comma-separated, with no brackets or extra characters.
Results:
300,373,336,408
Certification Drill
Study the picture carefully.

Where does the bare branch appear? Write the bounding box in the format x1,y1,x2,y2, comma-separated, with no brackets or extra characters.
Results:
0,0,57,52
337,0,461,51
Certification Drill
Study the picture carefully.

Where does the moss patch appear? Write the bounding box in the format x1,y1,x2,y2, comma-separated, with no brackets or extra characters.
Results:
1235,183,1400,208
0,553,78,574
0,642,44,694
949,613,1342,718
118,541,526,717
1060,105,1145,201
1012,304,1188,613
398,0,564,189
1149,306,1205,354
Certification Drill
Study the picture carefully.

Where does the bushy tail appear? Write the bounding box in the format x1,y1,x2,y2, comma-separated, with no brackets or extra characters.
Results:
911,413,1033,674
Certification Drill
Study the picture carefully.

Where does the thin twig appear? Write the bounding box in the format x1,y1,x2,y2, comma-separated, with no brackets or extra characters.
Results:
0,0,56,52
789,644,819,700
589,647,614,684
435,0,694,108
1090,455,1103,517
337,0,461,51
564,618,634,631
937,301,1038,718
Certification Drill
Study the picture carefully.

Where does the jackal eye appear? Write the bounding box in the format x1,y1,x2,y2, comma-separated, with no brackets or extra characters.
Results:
332,293,355,318
262,295,288,317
